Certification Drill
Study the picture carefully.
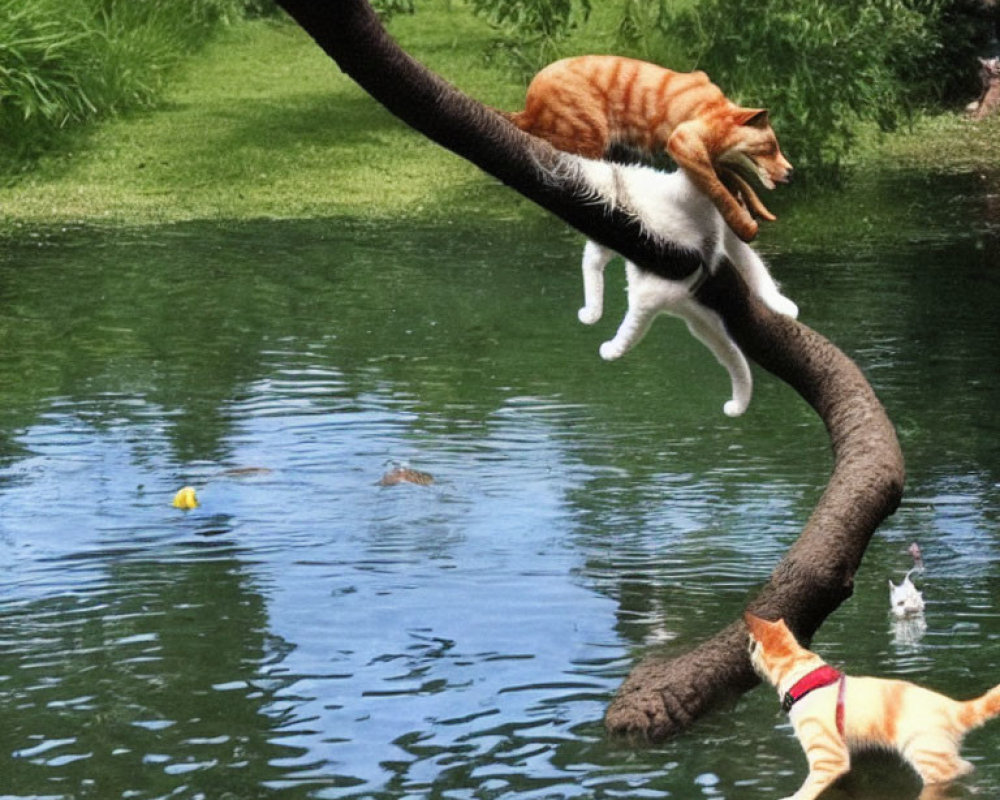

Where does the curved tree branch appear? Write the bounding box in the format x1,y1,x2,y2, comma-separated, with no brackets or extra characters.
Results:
274,0,905,740
604,268,905,738
273,0,701,280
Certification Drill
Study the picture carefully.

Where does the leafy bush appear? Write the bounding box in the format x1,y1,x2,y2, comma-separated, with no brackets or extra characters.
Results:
921,0,1000,102
372,0,416,20
639,0,947,180
469,0,592,66
469,0,591,38
0,0,275,174
0,1,96,134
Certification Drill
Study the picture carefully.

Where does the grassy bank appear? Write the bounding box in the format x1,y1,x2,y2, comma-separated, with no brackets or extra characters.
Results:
0,7,531,228
1,4,999,231
0,0,275,172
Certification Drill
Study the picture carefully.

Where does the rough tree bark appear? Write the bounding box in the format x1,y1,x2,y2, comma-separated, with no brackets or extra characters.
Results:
274,0,905,741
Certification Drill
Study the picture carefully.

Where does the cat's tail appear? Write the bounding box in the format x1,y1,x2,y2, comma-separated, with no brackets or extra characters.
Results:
958,683,1000,731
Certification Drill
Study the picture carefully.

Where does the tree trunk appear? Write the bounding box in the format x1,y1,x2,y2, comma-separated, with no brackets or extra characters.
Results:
274,0,905,741
605,265,904,738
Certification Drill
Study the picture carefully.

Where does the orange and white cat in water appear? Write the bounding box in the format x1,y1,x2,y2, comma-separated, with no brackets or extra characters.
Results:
745,613,1000,800
570,159,797,416
506,55,793,242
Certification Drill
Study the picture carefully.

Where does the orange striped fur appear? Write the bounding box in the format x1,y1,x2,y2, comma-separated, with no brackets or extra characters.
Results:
504,55,793,242
745,613,1000,799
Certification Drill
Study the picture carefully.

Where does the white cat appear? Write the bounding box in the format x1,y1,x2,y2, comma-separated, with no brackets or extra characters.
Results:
889,567,927,646
580,241,754,416
571,160,798,416
889,569,925,619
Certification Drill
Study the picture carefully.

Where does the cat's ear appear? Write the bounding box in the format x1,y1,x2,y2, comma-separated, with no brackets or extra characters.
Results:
736,108,770,129
743,612,776,638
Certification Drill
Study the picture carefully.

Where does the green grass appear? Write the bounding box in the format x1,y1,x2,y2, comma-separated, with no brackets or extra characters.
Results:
1,2,998,231
851,112,1000,174
0,0,270,172
0,5,533,227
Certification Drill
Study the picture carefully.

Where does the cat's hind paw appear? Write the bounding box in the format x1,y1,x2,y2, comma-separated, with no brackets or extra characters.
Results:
599,340,626,361
723,397,749,417
578,305,602,325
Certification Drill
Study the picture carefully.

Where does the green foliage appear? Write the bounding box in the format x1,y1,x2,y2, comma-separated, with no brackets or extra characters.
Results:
0,0,274,175
474,0,994,179
638,0,946,180
372,0,416,20
470,0,591,38
469,0,592,68
924,0,1000,101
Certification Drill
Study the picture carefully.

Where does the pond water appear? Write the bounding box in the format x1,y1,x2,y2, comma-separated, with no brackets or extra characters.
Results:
1,171,999,799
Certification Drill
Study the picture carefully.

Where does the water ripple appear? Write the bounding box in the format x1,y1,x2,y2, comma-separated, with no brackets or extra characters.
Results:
1,213,999,800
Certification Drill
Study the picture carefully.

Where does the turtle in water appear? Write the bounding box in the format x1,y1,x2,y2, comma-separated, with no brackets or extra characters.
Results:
378,466,434,487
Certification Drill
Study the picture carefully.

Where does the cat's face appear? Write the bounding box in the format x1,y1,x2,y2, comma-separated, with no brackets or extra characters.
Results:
889,576,925,619
717,109,793,189
744,613,802,685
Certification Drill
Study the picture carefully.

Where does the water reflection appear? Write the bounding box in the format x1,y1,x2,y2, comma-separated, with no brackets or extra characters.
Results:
1,171,999,798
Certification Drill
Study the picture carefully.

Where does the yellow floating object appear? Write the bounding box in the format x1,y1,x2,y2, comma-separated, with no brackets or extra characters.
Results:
172,486,199,510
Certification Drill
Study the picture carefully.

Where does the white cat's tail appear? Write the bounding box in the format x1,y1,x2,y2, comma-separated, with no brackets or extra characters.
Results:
958,683,1000,732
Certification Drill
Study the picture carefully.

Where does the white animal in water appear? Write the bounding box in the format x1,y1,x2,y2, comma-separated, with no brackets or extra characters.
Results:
889,569,926,619
570,160,798,416
889,568,927,646
890,545,928,646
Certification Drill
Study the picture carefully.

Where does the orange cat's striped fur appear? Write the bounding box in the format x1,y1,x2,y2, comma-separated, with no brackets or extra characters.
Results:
504,55,793,242
745,613,1000,799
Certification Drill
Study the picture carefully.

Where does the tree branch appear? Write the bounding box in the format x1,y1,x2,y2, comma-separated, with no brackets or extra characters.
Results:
273,0,701,281
274,0,905,740
605,267,904,738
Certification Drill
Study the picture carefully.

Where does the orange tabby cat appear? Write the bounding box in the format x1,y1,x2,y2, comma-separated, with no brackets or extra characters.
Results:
503,55,793,242
745,613,1000,800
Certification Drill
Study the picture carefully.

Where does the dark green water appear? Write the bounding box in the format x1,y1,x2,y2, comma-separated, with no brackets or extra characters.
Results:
1,172,998,799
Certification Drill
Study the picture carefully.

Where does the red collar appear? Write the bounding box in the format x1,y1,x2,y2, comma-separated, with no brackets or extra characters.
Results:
781,665,843,713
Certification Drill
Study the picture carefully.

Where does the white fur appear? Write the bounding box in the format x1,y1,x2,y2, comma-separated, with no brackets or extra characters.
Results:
889,569,925,619
597,258,753,417
571,159,799,416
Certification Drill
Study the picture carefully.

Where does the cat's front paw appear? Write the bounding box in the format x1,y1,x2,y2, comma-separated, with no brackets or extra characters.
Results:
767,293,799,320
578,305,602,325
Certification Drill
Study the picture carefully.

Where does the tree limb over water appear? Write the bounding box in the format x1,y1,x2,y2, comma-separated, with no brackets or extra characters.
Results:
274,0,905,740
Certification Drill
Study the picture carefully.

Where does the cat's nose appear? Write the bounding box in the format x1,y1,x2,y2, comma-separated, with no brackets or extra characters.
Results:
776,154,793,183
